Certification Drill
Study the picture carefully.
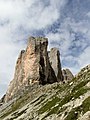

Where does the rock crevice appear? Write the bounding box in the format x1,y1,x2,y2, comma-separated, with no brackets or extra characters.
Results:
4,37,61,102
4,37,73,102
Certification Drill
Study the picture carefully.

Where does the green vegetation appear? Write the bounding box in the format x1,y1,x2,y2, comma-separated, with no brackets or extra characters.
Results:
38,97,60,114
82,96,90,113
72,80,90,92
38,76,90,119
0,92,30,119
11,108,27,119
65,96,90,120
65,107,81,120
1,66,90,120
31,94,46,105
73,87,90,99
0,109,13,120
41,105,59,120
0,97,24,119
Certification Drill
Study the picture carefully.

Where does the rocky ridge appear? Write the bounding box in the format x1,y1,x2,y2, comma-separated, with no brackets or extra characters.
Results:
0,37,90,120
4,37,61,102
0,63,90,120
4,37,73,103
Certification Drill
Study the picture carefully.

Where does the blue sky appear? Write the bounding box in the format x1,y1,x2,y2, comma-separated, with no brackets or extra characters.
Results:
0,0,90,98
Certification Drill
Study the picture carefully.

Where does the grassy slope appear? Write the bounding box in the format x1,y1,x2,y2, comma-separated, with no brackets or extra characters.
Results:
0,67,90,120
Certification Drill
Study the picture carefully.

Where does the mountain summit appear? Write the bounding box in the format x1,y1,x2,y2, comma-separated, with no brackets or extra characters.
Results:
0,37,90,120
3,37,73,103
4,37,62,102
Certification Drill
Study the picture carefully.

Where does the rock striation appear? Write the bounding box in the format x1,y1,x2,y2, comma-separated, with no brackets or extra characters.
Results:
76,64,90,78
0,64,90,120
4,37,63,102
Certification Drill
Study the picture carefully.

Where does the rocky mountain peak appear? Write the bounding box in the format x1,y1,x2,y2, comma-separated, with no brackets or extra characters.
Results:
0,37,90,120
49,47,63,82
4,37,66,102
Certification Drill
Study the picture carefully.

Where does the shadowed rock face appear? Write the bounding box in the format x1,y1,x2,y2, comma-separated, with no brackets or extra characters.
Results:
4,37,62,102
49,48,63,82
62,69,74,82
0,64,90,120
0,95,5,106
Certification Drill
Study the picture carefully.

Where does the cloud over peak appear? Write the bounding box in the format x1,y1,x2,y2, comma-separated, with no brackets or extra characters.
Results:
0,0,90,98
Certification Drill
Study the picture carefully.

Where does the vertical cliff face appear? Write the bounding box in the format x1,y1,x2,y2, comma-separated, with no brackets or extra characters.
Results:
4,37,62,102
49,48,63,82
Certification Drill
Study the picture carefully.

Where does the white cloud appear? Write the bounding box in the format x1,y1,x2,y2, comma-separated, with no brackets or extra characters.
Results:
0,0,90,99
46,16,90,76
0,84,7,98
87,11,90,17
0,0,63,31
0,0,67,98
78,47,90,67
47,31,71,56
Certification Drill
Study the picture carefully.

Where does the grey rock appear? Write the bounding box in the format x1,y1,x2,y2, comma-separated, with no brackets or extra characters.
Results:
49,48,63,82
62,69,74,82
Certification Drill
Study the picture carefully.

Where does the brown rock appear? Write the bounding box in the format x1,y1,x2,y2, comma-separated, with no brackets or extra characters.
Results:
4,37,57,102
